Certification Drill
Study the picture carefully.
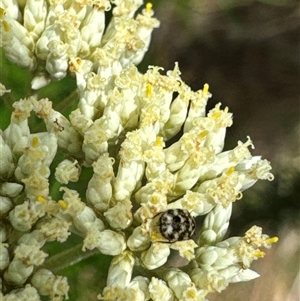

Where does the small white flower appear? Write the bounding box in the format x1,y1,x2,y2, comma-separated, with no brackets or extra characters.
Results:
2,284,41,301
0,82,11,96
197,203,232,245
55,159,79,184
0,244,9,270
106,251,135,288
149,277,175,301
230,268,260,283
127,225,151,252
0,224,8,243
0,196,13,217
165,269,194,299
83,228,126,256
4,259,34,286
129,276,150,300
86,153,115,211
0,182,23,198
165,269,208,301
31,269,69,300
141,242,170,270
9,199,45,232
0,134,15,179
73,206,105,235
189,268,229,293
104,198,133,230
1,17,37,70
38,217,71,242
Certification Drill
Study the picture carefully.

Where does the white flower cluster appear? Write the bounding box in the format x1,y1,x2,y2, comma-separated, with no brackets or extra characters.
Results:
0,0,278,300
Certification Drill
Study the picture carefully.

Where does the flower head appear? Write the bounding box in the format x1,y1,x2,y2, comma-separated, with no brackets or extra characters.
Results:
0,1,277,300
1,0,159,89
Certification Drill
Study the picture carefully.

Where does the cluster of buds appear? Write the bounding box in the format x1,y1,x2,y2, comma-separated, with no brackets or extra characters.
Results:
0,0,277,300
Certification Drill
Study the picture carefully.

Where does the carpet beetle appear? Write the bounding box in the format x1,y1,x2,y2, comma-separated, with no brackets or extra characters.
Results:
159,209,196,242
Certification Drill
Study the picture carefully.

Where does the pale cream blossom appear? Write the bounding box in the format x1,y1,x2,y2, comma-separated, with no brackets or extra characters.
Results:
0,82,11,96
0,284,41,301
165,269,207,301
141,242,171,270
55,159,79,184
106,251,135,288
0,244,10,270
31,269,69,301
0,1,278,300
149,277,175,301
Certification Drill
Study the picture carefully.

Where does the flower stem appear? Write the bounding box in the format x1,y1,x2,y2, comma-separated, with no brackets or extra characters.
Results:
41,243,98,273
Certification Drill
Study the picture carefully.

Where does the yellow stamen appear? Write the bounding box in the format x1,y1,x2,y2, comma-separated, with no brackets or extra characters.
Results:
211,110,221,120
104,291,112,298
37,195,46,203
156,136,163,147
0,8,5,19
3,20,10,31
151,195,159,204
266,236,279,245
202,83,209,96
58,200,68,210
146,83,153,98
226,166,235,175
187,291,196,298
254,250,265,258
31,136,39,147
146,3,153,13
198,130,208,139
151,233,160,240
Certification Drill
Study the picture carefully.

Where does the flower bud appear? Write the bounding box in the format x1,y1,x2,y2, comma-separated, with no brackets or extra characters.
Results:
127,226,151,252
4,284,40,301
130,276,150,300
104,199,132,230
31,269,69,300
0,244,9,270
9,200,45,232
0,135,15,179
149,277,174,301
0,196,13,217
165,269,192,299
0,182,23,198
86,154,114,212
96,230,126,256
106,251,134,288
73,206,105,235
141,243,170,270
0,224,8,243
83,228,126,256
4,259,34,285
197,204,232,245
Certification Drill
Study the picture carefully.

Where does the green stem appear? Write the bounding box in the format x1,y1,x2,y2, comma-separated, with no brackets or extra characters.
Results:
41,243,98,273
